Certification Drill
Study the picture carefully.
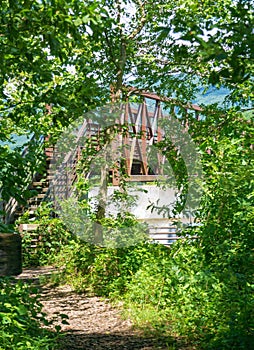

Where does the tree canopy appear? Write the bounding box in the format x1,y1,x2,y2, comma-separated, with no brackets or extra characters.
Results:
0,0,253,209
1,2,253,348
1,0,253,131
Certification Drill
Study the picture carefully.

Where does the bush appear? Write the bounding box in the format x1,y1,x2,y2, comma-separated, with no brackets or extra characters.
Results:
21,218,73,267
52,220,253,349
124,238,254,349
17,203,74,268
0,278,60,350
53,238,168,296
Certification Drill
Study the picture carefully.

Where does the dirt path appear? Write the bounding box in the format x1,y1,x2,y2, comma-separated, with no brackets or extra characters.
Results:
17,267,176,350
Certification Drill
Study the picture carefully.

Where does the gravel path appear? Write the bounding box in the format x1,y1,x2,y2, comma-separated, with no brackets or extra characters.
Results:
17,267,188,350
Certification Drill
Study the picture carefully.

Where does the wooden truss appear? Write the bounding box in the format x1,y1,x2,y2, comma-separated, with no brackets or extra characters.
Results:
51,88,202,201
110,88,202,184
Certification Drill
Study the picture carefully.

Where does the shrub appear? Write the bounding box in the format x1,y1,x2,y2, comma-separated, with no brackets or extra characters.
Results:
0,278,60,350
124,238,254,349
21,218,73,267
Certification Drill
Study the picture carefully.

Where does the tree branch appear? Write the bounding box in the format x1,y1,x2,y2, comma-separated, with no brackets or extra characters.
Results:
127,0,146,40
103,30,119,70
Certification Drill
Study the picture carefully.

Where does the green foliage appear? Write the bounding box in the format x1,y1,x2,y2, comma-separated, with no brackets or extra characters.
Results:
22,218,73,267
0,0,105,207
59,143,149,246
0,0,104,130
49,106,253,349
0,137,46,205
53,237,168,295
1,0,252,209
51,225,253,348
124,238,254,349
0,2,253,349
0,223,15,233
121,108,254,349
159,0,254,104
18,204,74,267
0,278,60,350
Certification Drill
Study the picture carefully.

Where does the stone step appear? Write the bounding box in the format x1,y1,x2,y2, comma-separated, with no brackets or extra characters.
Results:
36,194,46,199
32,182,45,187
19,223,39,232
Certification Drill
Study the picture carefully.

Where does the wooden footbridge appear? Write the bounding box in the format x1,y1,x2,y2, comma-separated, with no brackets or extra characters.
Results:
1,88,202,245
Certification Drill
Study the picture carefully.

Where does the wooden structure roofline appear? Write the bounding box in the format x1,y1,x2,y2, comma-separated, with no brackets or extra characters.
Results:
125,86,203,112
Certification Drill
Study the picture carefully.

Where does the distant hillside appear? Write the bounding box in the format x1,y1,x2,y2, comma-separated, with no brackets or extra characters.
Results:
194,86,230,105
0,135,30,149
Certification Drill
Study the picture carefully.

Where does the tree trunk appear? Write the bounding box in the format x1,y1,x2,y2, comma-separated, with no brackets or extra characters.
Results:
0,233,22,276
94,161,108,245
94,2,127,244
